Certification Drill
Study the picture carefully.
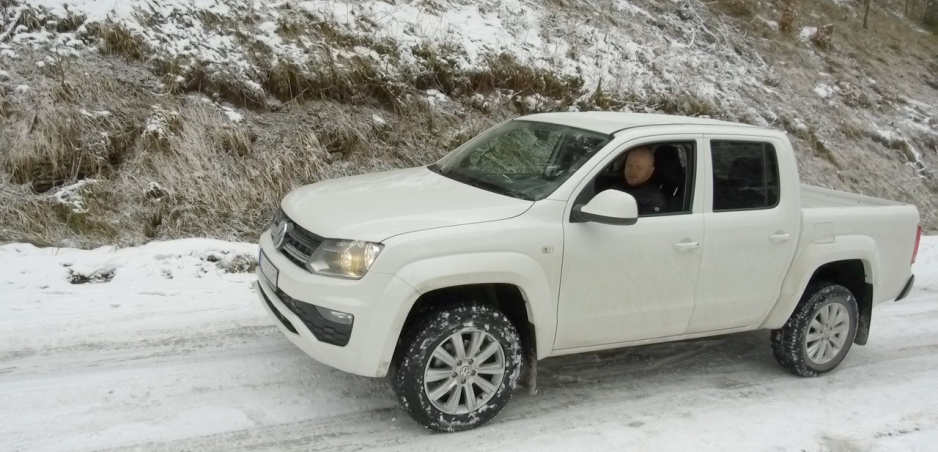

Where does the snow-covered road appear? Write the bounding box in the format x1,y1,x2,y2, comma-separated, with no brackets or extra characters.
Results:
2,238,937,451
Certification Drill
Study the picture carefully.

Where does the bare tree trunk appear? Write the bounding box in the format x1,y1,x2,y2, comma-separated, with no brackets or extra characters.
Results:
863,0,871,29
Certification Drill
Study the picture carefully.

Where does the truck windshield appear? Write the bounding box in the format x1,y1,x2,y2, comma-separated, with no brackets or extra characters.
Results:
430,121,611,201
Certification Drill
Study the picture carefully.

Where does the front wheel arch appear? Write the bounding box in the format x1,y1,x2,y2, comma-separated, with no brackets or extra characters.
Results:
389,302,522,432
392,284,538,388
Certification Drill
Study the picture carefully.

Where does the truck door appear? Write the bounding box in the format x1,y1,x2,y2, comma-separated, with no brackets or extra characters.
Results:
687,137,799,333
554,137,704,350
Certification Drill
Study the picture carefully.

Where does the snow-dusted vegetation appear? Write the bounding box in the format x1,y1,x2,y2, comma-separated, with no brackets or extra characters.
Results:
0,0,936,246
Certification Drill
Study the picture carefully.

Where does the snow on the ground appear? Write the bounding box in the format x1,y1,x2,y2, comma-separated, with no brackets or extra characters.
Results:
1,237,937,451
799,26,818,42
221,106,243,123
813,83,834,99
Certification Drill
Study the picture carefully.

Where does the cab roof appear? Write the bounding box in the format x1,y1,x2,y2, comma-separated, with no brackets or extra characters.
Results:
514,112,763,135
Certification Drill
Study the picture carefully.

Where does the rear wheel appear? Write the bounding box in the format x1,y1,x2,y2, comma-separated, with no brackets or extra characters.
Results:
771,283,859,377
389,303,521,432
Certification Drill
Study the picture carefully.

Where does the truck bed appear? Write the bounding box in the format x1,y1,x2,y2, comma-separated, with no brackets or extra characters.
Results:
798,184,918,306
801,185,906,209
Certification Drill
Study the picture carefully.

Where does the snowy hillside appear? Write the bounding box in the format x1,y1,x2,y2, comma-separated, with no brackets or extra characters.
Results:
0,0,937,247
1,237,937,451
2,0,776,115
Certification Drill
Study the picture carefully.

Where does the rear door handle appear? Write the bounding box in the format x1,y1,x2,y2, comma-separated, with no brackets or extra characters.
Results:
673,241,700,251
770,233,792,242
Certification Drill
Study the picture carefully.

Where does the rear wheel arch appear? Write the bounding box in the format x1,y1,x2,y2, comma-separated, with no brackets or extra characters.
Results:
805,259,872,345
771,282,859,377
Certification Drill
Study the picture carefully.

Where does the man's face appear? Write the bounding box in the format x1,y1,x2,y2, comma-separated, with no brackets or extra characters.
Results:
624,150,654,186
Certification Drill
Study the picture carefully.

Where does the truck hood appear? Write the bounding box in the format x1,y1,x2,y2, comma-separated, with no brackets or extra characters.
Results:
281,167,533,242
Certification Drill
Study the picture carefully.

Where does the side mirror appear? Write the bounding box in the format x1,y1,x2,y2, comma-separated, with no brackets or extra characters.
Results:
573,190,639,225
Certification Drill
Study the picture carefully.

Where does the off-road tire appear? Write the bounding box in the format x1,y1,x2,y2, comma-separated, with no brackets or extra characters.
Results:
771,283,859,377
389,303,522,432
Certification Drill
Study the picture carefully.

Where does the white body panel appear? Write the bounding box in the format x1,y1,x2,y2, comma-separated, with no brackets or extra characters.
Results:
687,134,801,333
555,134,705,349
256,112,920,378
555,214,703,348
282,166,531,242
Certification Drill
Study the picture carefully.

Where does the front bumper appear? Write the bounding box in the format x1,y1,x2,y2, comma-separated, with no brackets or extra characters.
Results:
255,231,418,377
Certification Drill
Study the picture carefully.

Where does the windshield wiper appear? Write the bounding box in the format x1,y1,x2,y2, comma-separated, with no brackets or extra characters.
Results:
463,177,535,201
432,167,533,201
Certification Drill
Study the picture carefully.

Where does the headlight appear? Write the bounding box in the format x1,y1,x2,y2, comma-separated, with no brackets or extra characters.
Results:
307,240,383,279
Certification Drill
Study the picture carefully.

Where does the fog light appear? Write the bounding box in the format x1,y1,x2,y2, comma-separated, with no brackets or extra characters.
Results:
314,306,354,326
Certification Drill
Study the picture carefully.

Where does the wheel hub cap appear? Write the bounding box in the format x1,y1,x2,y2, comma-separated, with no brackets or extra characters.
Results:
423,329,506,415
805,301,851,366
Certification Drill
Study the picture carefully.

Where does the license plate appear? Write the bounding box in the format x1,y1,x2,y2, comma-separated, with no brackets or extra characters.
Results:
259,251,279,288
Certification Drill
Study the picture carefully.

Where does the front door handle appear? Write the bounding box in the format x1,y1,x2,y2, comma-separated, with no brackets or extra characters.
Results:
674,241,700,251
770,233,792,242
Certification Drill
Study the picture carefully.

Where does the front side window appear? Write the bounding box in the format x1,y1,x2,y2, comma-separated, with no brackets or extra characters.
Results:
711,141,780,211
431,121,611,201
583,142,696,216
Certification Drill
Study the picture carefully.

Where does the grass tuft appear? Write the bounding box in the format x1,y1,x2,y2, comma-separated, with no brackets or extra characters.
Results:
1,109,136,191
811,24,834,50
53,11,87,33
0,60,151,193
88,21,148,60
725,0,753,17
470,53,584,103
263,57,403,108
214,126,254,157
779,0,796,33
412,42,465,96
0,91,8,122
141,106,182,153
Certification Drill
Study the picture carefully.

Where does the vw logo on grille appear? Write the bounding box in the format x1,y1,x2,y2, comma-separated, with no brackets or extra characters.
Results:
272,220,292,249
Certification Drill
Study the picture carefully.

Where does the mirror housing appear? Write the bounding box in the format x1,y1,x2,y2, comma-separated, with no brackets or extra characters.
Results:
573,190,639,225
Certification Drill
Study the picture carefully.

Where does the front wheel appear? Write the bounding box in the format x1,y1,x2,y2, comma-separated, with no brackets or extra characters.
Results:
389,303,522,432
771,283,859,377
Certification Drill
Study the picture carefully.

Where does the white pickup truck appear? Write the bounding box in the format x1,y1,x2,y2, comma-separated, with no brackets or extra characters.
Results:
255,112,922,432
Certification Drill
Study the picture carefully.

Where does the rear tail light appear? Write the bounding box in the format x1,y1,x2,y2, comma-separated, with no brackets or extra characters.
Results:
912,225,922,264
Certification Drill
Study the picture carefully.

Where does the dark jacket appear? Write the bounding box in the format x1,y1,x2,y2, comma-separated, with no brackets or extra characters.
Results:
609,180,668,215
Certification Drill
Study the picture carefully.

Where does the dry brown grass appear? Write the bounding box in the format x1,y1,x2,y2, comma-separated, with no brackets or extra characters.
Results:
140,106,183,153
214,125,254,157
728,0,754,16
0,67,148,192
811,24,835,50
710,0,754,18
0,77,511,247
471,53,584,103
88,21,148,60
779,0,796,33
0,91,8,122
183,64,269,109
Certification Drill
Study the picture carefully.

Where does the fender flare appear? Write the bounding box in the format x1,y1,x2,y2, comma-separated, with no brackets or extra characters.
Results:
761,235,878,329
374,251,557,375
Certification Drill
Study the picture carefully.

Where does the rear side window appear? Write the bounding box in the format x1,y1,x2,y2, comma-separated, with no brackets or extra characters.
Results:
711,141,780,211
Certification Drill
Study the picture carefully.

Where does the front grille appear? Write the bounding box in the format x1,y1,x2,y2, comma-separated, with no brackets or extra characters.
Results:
280,218,323,268
277,289,352,347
